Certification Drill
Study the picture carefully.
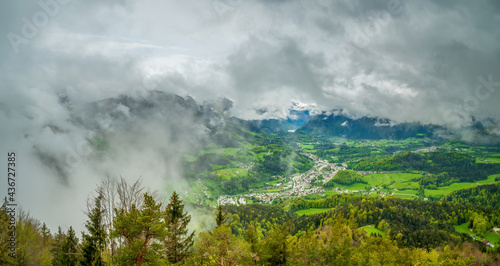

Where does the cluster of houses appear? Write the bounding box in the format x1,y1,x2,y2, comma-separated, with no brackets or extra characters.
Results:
216,152,412,206
217,195,242,205
217,185,328,206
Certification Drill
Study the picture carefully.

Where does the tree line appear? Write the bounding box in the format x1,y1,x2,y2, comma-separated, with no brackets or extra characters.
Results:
1,177,195,265
2,178,500,265
442,182,500,209
226,194,500,250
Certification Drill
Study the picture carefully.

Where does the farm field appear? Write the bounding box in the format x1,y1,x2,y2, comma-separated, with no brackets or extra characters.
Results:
477,153,500,164
425,183,477,198
484,232,500,248
213,168,249,180
361,225,386,237
331,173,500,200
300,143,317,153
330,173,421,198
295,208,333,216
363,173,421,190
476,174,500,184
454,223,474,235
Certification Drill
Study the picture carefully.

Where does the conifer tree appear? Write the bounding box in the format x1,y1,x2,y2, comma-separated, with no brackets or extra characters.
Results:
111,193,167,266
51,226,66,266
216,205,227,227
41,223,51,245
81,192,107,265
61,226,79,266
245,222,259,253
245,221,261,264
261,221,290,265
164,191,195,264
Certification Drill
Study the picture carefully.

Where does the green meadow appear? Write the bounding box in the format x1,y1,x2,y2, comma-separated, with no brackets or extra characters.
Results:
213,168,249,180
477,153,500,164
332,173,500,200
361,225,386,237
364,173,421,189
484,232,500,248
454,223,474,235
295,208,333,216
301,143,317,153
200,147,239,156
331,173,421,198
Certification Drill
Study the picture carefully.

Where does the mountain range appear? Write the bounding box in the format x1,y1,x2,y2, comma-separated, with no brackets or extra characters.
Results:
56,90,498,144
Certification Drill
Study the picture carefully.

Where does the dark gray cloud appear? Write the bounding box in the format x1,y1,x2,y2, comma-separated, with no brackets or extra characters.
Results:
1,0,500,232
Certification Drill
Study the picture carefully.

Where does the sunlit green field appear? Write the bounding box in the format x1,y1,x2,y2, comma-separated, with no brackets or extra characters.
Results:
425,183,477,198
454,223,473,235
333,173,500,200
477,174,500,184
213,168,248,180
364,173,421,190
301,143,317,153
484,232,500,248
477,153,500,164
200,147,239,156
332,173,421,199
361,225,386,237
295,208,333,216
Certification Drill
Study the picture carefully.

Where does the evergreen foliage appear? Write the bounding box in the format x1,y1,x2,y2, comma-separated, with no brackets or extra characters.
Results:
2,179,500,265
443,182,500,209
60,227,79,266
111,193,167,266
164,191,195,264
216,205,227,228
81,192,107,266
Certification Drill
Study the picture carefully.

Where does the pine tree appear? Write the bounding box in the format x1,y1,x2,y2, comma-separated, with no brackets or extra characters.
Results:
164,191,195,264
51,226,66,266
261,221,290,265
245,221,261,264
61,226,79,266
41,223,51,245
81,193,107,265
216,205,227,227
245,221,259,253
111,193,167,266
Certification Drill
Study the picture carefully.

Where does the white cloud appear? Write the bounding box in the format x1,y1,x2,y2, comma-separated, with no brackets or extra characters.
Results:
1,0,500,232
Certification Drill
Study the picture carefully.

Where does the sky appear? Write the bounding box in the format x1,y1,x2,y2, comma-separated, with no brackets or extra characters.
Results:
0,0,500,232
